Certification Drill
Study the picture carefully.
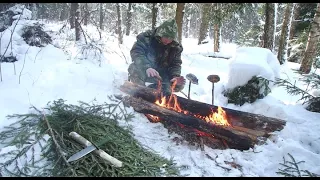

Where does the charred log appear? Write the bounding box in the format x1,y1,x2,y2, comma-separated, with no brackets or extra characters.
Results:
119,81,286,133
122,95,267,150
145,115,226,150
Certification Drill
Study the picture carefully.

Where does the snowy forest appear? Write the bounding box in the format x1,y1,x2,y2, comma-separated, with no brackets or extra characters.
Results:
0,3,319,177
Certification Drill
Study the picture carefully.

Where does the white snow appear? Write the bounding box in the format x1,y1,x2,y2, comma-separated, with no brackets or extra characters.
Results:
8,4,32,20
225,47,280,90
0,17,320,177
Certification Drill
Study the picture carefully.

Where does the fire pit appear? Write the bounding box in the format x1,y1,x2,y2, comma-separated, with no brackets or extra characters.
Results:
119,81,286,151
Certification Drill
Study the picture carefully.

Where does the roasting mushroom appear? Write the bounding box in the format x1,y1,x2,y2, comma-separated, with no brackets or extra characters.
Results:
207,75,220,105
186,73,199,99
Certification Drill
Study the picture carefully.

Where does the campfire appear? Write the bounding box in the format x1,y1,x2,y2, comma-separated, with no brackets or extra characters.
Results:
119,81,286,151
146,80,230,127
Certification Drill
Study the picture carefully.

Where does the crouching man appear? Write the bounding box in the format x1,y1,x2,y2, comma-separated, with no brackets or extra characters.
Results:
128,19,185,95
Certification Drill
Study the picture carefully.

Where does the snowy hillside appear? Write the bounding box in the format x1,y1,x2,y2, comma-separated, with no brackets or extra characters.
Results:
0,16,320,177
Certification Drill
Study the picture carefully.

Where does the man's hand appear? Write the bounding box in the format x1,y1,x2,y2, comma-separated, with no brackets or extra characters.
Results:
170,76,186,92
146,68,160,78
170,76,186,85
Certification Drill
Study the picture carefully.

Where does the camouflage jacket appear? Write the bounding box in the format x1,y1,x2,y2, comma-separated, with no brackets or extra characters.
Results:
130,28,183,80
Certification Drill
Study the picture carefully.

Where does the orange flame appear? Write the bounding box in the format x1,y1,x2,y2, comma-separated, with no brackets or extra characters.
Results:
147,79,230,127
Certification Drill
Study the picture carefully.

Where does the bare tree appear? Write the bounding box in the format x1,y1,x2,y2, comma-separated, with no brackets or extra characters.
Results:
152,3,158,30
74,3,81,41
263,3,275,52
116,3,123,44
126,3,133,36
175,3,185,43
198,3,211,45
99,3,104,30
277,3,294,65
299,3,320,73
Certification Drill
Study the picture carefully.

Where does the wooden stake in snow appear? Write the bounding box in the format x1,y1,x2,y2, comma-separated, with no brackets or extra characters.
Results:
207,75,220,105
69,132,123,167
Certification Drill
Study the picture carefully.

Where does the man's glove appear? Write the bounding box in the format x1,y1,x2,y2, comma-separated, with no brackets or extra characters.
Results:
170,76,186,92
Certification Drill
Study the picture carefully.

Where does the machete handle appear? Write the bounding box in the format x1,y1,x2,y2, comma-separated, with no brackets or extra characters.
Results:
69,132,123,167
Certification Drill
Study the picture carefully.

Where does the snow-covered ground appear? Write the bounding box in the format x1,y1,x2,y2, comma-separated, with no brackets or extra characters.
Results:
0,17,320,177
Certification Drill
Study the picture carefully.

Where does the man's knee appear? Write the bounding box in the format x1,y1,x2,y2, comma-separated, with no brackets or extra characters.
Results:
128,63,146,86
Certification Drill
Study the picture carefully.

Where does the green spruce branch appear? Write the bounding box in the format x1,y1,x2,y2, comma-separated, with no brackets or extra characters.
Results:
0,96,179,177
277,153,319,177
274,78,314,105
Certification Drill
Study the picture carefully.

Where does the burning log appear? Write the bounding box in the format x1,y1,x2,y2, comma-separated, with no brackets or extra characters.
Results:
119,81,286,133
122,95,267,150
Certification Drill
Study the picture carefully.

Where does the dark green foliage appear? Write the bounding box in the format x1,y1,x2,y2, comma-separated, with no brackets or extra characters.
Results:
0,97,180,177
274,72,320,112
277,153,319,177
0,56,17,63
223,76,271,106
21,22,52,47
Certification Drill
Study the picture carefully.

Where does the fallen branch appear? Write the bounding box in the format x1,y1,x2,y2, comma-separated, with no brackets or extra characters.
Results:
42,111,77,175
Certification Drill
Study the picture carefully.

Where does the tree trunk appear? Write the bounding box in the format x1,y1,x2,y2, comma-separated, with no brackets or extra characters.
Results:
74,3,81,41
175,3,185,44
70,3,76,29
99,3,104,30
289,3,301,40
277,3,294,65
59,3,68,21
119,81,286,133
116,3,123,44
198,3,211,45
214,23,220,52
31,3,37,20
125,3,132,36
263,3,275,52
299,3,320,74
151,3,158,30
83,3,88,26
184,15,190,38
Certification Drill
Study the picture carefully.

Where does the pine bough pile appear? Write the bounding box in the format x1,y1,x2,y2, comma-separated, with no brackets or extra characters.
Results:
223,76,271,106
21,22,52,47
0,97,180,177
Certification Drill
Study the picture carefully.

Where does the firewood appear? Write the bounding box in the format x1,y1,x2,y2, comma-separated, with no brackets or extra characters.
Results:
119,81,286,133
122,95,265,150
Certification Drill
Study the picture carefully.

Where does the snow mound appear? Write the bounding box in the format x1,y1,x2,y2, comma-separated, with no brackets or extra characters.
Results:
225,47,281,90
